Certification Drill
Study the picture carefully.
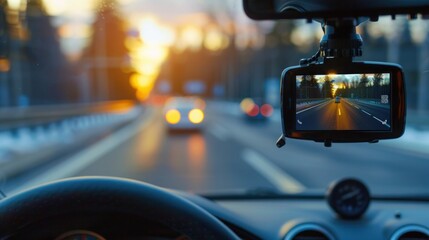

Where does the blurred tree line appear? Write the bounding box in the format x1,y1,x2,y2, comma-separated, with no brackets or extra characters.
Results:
217,20,417,108
298,74,390,100
336,73,390,100
0,0,135,107
165,15,425,111
82,0,135,102
0,0,70,107
0,0,427,113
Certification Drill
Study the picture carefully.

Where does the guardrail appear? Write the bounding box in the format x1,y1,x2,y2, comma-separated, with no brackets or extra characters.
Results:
0,100,136,130
0,100,141,182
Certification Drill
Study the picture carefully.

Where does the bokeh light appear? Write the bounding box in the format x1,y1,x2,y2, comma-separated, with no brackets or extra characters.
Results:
188,109,204,124
165,109,181,124
42,0,99,16
7,0,22,10
240,98,255,113
129,16,175,101
176,25,204,51
139,17,176,47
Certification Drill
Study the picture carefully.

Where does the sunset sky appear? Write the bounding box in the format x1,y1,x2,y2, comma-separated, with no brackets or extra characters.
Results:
6,0,427,64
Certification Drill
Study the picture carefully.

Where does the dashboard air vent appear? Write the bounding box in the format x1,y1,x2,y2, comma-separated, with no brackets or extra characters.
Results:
284,223,335,240
391,225,429,240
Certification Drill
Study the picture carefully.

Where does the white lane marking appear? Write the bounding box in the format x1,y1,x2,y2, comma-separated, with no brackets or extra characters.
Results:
208,124,230,141
296,100,331,114
11,109,155,194
362,110,372,116
346,99,390,127
338,108,342,116
241,149,305,193
344,99,360,110
373,116,391,128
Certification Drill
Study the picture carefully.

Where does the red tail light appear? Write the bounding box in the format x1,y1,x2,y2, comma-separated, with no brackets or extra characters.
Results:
260,104,273,117
247,104,259,117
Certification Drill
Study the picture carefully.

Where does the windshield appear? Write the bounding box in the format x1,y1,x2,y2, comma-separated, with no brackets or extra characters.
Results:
0,0,428,197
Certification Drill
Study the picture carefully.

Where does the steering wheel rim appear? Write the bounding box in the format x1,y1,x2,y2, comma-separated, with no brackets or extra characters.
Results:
0,177,240,239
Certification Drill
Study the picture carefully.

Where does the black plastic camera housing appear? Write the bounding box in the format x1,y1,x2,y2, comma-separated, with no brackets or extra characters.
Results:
280,61,406,144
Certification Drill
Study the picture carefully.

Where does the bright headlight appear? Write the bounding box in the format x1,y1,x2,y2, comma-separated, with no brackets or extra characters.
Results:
165,109,181,124
188,109,204,124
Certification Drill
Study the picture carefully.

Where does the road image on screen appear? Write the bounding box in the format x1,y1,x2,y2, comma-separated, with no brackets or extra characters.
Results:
296,73,391,131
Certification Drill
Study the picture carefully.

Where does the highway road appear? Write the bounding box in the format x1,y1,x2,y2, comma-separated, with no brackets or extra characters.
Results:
2,102,429,197
297,98,390,131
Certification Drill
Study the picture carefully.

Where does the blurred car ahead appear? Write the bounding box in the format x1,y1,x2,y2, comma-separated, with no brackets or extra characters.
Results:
163,97,205,131
240,98,273,121
335,96,341,103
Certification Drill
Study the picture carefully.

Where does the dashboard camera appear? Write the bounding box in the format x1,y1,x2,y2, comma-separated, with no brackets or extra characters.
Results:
274,19,407,147
279,61,406,146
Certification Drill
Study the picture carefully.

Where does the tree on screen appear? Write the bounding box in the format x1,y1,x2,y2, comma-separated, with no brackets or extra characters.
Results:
308,75,321,99
358,74,369,98
321,75,333,98
298,75,309,99
373,73,382,98
299,75,321,99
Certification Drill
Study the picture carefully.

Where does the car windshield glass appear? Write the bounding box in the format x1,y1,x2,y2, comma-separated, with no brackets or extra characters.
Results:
0,0,428,197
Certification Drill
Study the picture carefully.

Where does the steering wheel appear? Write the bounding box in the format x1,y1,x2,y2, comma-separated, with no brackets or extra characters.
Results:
0,177,240,239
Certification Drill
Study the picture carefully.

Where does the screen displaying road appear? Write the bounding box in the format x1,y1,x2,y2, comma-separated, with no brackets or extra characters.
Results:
296,73,391,131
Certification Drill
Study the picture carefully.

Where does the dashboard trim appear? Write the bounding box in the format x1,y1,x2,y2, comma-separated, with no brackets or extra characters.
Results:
283,223,336,240
390,225,429,240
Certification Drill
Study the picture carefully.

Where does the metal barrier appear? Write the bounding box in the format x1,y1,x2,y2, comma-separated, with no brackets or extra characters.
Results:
0,100,136,130
0,100,141,181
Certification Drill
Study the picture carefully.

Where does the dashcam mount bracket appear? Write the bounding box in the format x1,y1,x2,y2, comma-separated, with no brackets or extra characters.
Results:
300,18,365,66
277,19,368,148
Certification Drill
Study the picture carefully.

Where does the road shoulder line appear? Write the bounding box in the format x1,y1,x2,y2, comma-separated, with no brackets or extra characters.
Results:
296,99,331,115
241,148,305,193
362,109,372,116
10,108,156,194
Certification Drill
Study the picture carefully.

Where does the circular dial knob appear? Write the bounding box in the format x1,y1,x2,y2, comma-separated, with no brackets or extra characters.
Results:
326,178,370,219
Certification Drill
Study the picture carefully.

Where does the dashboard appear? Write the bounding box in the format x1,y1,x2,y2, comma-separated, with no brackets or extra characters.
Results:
21,194,429,240
3,178,429,240
207,197,429,240
181,179,429,240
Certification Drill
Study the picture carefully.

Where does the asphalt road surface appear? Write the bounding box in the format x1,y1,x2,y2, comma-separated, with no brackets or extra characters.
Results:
297,98,390,130
3,102,429,197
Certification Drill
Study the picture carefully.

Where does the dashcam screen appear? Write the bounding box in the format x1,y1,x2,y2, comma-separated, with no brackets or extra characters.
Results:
295,73,391,131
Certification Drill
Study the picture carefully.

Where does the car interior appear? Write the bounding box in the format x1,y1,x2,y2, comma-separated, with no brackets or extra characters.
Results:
0,0,429,239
